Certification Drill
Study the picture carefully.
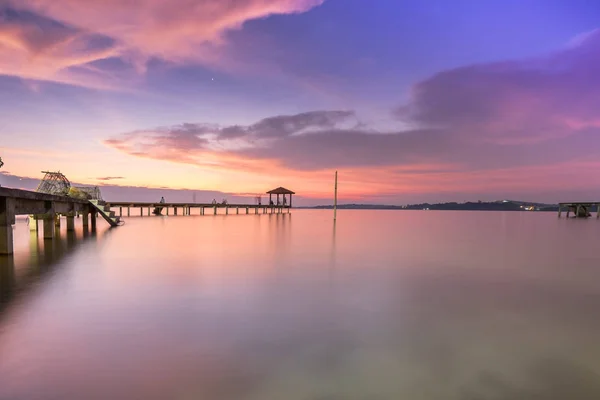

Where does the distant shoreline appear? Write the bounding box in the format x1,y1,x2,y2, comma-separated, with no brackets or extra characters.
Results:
300,200,562,212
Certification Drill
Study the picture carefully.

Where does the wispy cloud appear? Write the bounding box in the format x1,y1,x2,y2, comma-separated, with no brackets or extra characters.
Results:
95,176,125,181
0,0,324,88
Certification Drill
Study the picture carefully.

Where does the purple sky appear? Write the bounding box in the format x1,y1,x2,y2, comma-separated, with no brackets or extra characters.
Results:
1,0,600,205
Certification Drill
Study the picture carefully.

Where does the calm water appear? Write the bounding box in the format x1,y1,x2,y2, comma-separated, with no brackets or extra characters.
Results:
1,210,600,399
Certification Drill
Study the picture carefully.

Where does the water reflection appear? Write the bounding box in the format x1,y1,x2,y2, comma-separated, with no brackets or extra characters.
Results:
0,225,102,316
0,211,599,399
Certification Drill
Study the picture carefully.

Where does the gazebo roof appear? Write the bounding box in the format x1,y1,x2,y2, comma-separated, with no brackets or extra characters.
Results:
267,187,295,195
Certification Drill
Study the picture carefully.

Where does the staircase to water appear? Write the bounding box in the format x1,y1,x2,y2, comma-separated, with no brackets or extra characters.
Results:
89,200,120,227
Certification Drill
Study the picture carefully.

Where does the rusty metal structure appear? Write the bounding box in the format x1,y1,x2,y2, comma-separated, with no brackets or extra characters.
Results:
36,171,71,196
35,171,103,200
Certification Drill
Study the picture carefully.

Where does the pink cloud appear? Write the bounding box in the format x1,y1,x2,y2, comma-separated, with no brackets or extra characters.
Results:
0,10,122,88
398,30,600,145
0,0,324,87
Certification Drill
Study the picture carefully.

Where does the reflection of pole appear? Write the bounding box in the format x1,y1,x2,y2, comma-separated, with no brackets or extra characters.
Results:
334,171,338,221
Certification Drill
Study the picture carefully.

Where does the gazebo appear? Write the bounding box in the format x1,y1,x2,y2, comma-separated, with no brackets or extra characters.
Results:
267,187,295,207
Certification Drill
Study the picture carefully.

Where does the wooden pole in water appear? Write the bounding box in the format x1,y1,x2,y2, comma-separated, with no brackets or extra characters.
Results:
334,170,338,221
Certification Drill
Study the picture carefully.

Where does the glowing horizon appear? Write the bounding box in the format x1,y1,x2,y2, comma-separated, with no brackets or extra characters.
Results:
2,0,600,205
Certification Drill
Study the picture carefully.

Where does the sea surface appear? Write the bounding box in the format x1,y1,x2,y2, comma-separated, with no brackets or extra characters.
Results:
1,210,600,400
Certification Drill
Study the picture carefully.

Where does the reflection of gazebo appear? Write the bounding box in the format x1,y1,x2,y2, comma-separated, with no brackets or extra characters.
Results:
267,187,295,207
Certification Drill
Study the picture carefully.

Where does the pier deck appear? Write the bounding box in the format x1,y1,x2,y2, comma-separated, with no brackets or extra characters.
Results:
0,187,94,254
558,202,600,218
105,202,291,217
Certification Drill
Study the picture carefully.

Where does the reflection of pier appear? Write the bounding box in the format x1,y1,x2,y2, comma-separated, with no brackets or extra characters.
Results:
0,187,96,255
558,202,600,219
0,226,101,313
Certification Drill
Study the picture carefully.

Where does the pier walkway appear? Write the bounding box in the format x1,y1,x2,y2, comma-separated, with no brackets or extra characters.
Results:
106,202,291,217
0,187,94,255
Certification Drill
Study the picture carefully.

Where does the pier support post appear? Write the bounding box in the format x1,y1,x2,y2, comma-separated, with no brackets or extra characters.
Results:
140,207,143,217
0,197,15,255
54,214,61,228
255,208,258,214
127,207,130,217
148,207,151,216
43,216,55,240
82,211,89,228
214,207,217,215
66,214,75,232
166,207,169,216
0,223,12,255
597,203,600,219
91,212,97,231
29,216,38,231
558,205,562,218
119,207,122,217
174,207,178,216
226,207,229,215
236,207,239,215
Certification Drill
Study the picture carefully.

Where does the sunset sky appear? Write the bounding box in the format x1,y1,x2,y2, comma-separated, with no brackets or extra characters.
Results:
1,0,600,205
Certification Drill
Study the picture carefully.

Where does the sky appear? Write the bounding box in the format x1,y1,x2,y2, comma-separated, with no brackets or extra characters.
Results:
1,0,600,205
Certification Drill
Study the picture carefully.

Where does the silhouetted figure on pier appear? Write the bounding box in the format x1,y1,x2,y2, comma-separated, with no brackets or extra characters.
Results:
153,197,165,215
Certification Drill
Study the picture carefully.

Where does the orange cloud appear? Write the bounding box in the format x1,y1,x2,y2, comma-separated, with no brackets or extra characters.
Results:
1,0,324,88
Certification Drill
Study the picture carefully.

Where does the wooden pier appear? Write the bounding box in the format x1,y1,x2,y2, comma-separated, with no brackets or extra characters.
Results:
0,187,94,255
558,202,600,218
105,202,291,217
0,186,295,255
106,187,295,218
